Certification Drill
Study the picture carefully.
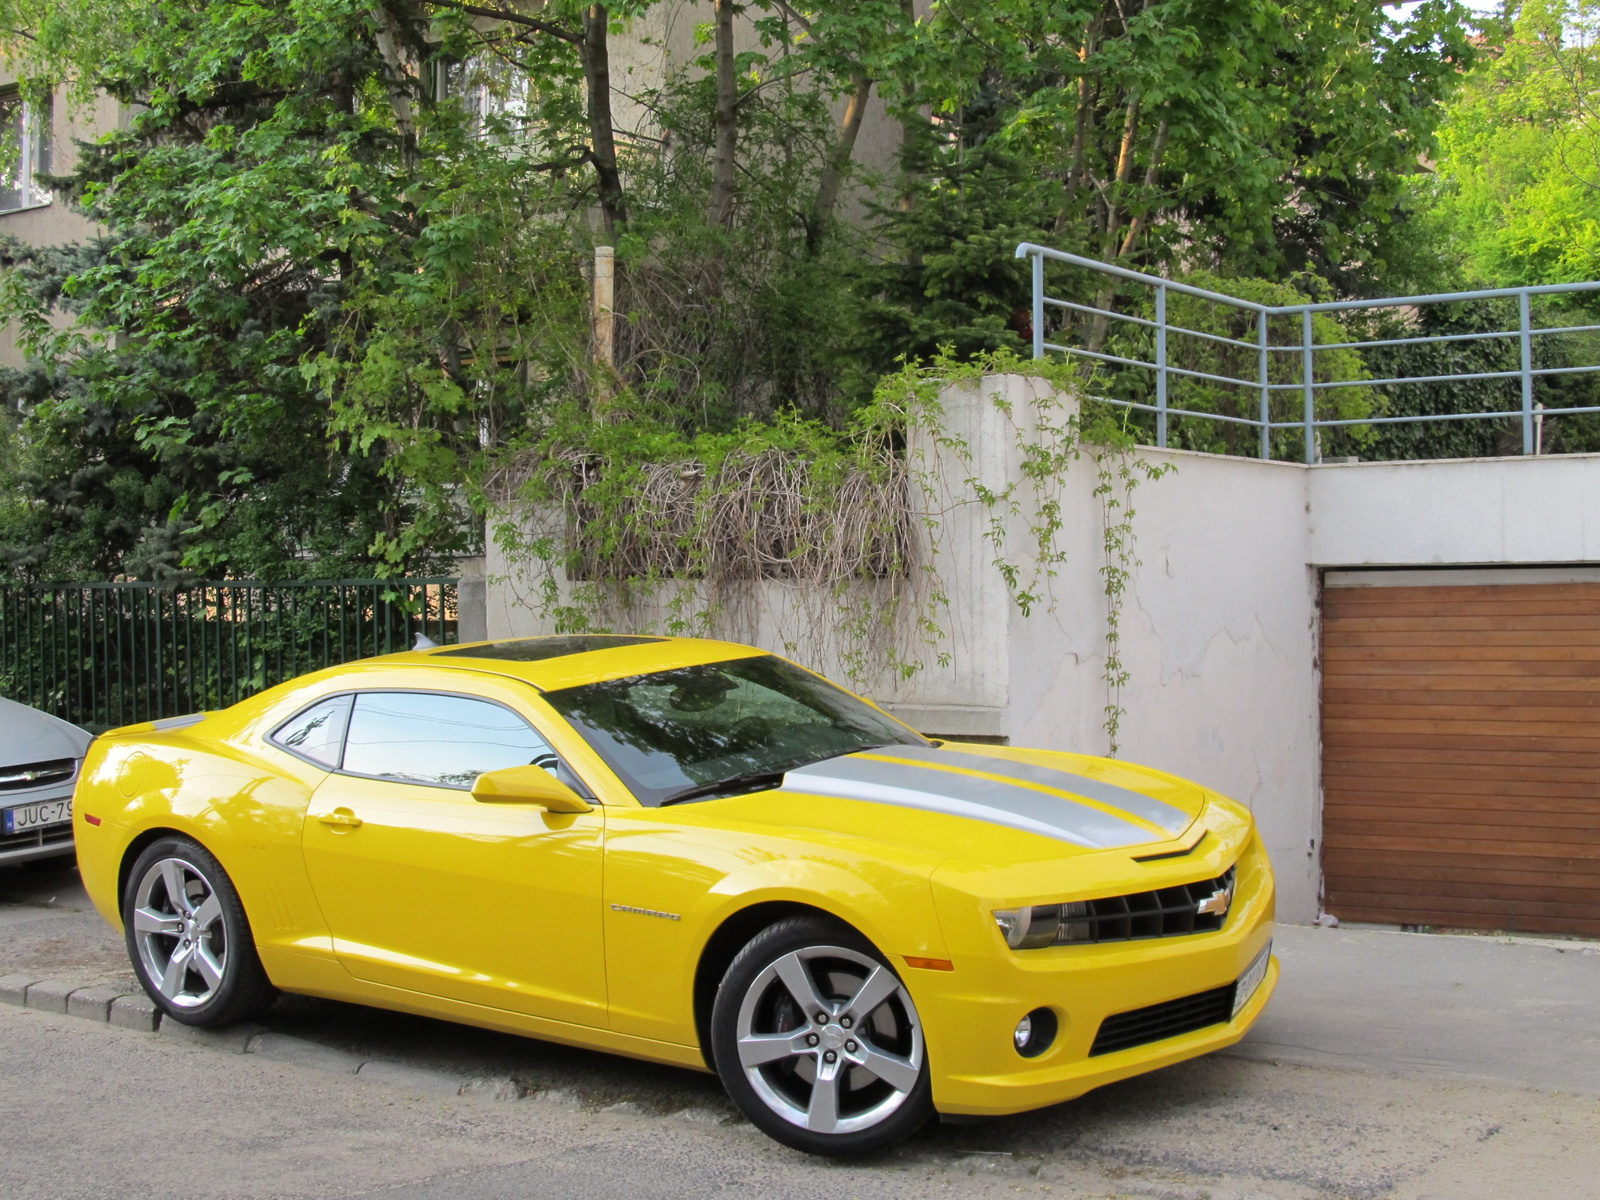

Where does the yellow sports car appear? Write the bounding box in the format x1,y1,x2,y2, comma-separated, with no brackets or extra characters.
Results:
73,635,1275,1155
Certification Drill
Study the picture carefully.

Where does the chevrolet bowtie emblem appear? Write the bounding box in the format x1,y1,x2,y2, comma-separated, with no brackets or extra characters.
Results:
1196,886,1233,917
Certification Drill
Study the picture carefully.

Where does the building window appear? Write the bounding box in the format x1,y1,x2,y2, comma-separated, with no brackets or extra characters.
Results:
0,92,52,213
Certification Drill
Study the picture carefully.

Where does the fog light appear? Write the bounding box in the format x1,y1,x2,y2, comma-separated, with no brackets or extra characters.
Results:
1013,1007,1058,1058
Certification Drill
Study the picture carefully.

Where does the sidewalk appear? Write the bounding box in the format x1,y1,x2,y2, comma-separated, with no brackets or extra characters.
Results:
1234,921,1600,1095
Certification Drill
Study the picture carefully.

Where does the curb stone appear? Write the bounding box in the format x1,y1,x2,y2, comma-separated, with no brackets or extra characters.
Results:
66,986,127,1022
23,979,75,1013
0,974,40,1006
159,1018,264,1054
356,1059,467,1095
110,993,161,1032
246,1031,365,1075
0,972,686,1118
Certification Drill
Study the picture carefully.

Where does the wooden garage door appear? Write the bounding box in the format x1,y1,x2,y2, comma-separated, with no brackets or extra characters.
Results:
1321,577,1600,937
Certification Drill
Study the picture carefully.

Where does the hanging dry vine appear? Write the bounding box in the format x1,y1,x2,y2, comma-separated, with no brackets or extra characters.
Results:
488,348,1168,752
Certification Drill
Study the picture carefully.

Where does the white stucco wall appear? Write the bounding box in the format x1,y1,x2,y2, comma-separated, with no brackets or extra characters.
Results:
1308,452,1600,566
1002,446,1323,925
484,381,1600,926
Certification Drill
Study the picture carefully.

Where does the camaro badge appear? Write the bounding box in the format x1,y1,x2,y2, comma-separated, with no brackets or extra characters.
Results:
611,903,681,921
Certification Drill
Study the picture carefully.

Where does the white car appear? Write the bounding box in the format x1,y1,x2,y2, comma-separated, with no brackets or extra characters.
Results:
0,698,91,865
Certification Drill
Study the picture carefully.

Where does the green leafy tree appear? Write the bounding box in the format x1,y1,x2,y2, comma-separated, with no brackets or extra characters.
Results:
1429,0,1600,286
0,0,1484,580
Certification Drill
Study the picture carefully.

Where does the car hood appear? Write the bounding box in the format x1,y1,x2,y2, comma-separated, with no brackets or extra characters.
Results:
699,743,1205,863
0,698,92,767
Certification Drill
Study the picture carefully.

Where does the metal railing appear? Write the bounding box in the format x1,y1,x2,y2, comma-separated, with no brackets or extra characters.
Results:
1016,243,1600,462
0,578,458,733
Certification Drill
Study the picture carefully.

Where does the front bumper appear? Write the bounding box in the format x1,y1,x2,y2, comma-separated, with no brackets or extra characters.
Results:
918,832,1276,1116
0,813,76,865
0,790,75,864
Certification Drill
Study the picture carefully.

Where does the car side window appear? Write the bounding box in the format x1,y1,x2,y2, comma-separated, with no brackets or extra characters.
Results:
270,695,353,769
340,692,559,790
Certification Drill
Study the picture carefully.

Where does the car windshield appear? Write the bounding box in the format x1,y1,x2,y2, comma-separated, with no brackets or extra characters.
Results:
541,655,927,807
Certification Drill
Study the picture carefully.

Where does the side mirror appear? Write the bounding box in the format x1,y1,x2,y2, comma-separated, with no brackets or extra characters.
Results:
471,765,593,813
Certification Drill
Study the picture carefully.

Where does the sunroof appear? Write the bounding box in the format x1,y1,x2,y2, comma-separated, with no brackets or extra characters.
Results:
432,635,665,663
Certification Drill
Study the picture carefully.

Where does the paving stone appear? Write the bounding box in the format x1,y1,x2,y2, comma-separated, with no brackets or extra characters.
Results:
66,985,126,1022
246,1031,364,1074
158,1019,263,1053
109,994,161,1032
355,1060,465,1096
0,974,40,1006
23,979,75,1013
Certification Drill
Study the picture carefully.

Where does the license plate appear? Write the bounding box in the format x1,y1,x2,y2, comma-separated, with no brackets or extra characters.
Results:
1231,939,1272,1019
3,798,73,836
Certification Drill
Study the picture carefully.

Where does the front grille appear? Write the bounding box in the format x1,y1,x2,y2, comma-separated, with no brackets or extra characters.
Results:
0,759,76,792
0,824,75,852
1089,982,1235,1056
1034,866,1235,946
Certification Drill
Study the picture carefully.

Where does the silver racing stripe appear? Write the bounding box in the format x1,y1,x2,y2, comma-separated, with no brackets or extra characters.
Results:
784,754,1165,849
877,744,1193,836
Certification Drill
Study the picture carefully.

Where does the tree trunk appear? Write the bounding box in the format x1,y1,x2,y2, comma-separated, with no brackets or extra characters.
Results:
710,0,738,228
1088,94,1141,352
581,4,626,235
807,72,873,250
371,5,417,170
1054,14,1101,235
1116,118,1169,257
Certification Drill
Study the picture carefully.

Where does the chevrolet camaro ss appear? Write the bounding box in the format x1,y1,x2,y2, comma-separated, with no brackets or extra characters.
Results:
72,634,1276,1155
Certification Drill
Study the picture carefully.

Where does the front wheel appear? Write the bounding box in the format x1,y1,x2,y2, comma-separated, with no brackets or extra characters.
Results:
123,836,276,1027
710,915,933,1156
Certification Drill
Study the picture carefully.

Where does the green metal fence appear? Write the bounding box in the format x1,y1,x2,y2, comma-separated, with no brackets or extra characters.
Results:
0,578,458,732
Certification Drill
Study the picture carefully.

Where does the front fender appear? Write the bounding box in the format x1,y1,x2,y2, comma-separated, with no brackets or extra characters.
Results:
600,806,949,1048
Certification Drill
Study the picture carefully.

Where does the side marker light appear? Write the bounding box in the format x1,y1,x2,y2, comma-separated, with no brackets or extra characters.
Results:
902,957,954,971
84,814,102,827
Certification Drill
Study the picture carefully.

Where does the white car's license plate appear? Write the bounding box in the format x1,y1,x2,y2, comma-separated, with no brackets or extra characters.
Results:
1231,939,1272,1019
3,798,72,836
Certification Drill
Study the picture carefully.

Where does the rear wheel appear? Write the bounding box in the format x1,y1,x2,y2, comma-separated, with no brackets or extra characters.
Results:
710,915,933,1156
123,836,276,1027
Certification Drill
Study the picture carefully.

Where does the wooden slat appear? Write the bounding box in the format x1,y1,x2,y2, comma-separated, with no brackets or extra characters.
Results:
1327,599,1600,619
1323,659,1600,678
1320,581,1600,936
1323,688,1600,709
1324,615,1600,633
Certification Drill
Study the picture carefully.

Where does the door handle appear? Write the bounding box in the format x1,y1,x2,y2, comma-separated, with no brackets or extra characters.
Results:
315,808,362,830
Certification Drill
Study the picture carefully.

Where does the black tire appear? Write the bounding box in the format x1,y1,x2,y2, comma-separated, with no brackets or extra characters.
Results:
710,915,934,1156
122,835,276,1027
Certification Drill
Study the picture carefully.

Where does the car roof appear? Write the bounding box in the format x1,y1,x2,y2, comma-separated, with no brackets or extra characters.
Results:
376,635,768,692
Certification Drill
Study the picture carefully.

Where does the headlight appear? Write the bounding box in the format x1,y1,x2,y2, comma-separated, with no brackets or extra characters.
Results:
993,903,1090,949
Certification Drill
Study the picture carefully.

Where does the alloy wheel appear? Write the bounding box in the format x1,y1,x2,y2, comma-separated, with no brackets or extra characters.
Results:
131,856,229,1008
733,944,925,1135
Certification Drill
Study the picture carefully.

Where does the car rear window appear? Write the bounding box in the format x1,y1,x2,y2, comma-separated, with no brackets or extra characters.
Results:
270,695,352,769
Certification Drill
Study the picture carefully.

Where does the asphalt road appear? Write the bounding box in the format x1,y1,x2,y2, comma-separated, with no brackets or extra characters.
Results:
3,861,1599,1199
